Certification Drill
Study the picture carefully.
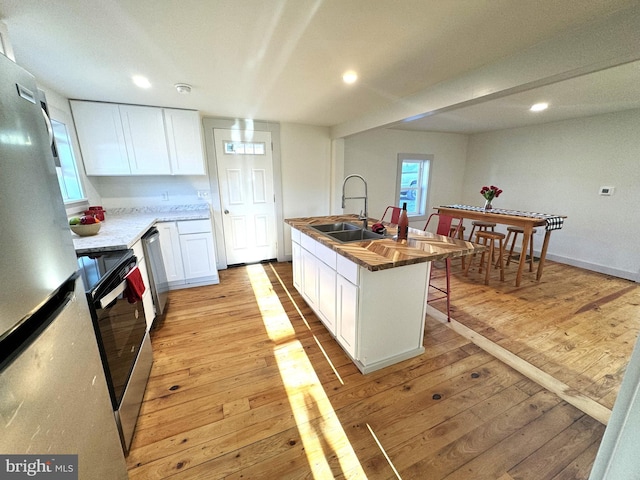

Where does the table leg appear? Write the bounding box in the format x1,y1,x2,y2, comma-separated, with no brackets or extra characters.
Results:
536,230,552,281
515,225,532,287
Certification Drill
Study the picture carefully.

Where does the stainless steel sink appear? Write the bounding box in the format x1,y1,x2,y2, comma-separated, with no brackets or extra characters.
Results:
310,222,361,233
324,229,385,243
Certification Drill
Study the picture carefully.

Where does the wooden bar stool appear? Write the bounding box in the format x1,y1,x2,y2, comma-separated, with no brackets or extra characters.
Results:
501,226,537,272
450,224,466,269
467,221,496,242
465,231,506,285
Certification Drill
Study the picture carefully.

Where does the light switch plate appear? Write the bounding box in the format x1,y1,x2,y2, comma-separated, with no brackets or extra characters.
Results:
599,186,615,196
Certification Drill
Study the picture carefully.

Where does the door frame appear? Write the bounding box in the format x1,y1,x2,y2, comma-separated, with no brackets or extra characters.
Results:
202,117,284,270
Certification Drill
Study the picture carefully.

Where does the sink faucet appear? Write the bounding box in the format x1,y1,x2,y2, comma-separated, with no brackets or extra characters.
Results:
341,174,368,230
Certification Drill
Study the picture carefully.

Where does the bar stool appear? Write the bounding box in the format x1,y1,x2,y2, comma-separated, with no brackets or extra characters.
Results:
465,231,506,285
423,213,462,322
501,226,537,272
467,221,496,242
450,225,465,240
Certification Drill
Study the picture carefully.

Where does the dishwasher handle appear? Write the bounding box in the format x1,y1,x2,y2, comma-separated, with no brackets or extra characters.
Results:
142,226,159,241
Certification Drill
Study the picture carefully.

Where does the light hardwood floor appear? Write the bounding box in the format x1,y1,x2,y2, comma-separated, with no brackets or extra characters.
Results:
126,260,639,479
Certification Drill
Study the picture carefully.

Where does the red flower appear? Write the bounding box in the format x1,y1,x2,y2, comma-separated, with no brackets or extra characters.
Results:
480,185,502,201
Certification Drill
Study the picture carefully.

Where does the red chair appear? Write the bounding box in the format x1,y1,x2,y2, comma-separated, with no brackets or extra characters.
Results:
380,206,402,224
423,213,462,322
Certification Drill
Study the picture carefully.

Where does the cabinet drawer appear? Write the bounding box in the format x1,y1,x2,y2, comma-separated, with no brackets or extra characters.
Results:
315,242,337,269
337,255,359,285
301,232,316,253
177,219,211,234
291,227,301,244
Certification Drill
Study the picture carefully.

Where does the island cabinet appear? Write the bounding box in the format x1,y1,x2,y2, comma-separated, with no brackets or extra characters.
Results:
291,227,430,373
70,100,206,176
295,229,337,334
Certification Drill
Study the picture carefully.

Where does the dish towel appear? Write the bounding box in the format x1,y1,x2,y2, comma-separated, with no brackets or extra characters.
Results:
124,266,146,303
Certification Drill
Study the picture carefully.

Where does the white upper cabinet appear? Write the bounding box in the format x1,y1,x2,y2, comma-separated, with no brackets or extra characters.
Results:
164,109,206,175
119,104,171,175
70,100,205,176
71,101,130,175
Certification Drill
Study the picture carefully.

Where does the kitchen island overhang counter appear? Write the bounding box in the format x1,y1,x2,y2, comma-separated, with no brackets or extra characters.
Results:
285,215,482,374
286,214,480,270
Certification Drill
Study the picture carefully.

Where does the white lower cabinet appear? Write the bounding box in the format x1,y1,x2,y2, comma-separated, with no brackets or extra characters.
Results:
290,226,430,374
301,247,318,308
157,219,219,289
180,232,217,280
336,273,357,357
292,241,302,291
317,260,336,334
157,222,185,284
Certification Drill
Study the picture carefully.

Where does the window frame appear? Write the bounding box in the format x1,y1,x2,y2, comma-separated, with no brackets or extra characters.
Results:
49,107,89,212
395,153,432,223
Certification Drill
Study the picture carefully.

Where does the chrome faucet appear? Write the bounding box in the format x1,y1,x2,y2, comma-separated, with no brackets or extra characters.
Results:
341,174,368,230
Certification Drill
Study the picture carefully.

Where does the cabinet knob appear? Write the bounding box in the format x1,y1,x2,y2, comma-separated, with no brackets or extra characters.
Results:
224,209,229,214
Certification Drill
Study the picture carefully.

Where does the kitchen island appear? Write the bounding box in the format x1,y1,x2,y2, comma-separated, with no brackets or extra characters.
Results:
285,215,480,373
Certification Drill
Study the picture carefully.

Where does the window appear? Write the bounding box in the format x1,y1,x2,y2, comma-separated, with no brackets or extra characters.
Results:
224,141,266,155
396,153,432,220
51,119,85,203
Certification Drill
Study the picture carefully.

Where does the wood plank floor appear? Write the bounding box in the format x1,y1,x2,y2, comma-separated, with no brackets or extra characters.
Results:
444,256,640,413
125,260,634,479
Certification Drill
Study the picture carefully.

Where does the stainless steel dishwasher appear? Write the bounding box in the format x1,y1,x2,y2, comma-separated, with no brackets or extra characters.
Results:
142,227,169,323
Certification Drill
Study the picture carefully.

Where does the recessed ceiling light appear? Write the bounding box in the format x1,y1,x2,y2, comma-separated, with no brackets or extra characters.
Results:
132,75,151,89
530,102,549,112
342,71,358,84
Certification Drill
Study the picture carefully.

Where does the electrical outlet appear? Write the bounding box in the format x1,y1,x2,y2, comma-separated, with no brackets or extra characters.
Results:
162,191,169,201
599,186,615,196
197,190,209,199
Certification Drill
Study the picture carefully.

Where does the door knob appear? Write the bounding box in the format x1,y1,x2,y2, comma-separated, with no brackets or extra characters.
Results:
224,209,229,214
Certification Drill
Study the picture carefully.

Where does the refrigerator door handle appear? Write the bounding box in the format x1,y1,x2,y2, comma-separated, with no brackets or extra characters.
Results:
100,280,127,309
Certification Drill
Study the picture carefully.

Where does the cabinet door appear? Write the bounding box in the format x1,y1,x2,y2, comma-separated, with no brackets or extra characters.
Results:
317,260,336,335
336,275,358,358
157,222,185,283
301,248,318,308
70,101,130,175
179,232,217,281
164,109,206,175
119,105,171,175
292,241,302,291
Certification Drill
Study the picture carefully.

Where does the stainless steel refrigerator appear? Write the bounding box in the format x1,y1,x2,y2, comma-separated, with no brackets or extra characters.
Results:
0,54,128,478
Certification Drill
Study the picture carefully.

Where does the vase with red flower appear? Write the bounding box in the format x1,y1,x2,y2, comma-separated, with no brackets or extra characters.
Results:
480,185,502,211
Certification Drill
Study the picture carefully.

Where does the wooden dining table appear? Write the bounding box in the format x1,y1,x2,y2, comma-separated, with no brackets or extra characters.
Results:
436,205,567,287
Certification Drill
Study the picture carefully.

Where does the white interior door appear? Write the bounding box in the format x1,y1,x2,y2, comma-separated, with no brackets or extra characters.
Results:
214,129,277,265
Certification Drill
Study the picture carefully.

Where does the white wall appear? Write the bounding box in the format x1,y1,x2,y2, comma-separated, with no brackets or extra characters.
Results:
88,175,211,208
463,109,640,281
280,123,332,257
344,129,469,229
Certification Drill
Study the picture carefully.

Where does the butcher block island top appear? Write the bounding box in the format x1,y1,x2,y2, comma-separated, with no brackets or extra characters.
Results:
285,214,481,271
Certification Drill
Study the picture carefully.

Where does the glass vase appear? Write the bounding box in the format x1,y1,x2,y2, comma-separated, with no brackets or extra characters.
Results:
483,199,493,211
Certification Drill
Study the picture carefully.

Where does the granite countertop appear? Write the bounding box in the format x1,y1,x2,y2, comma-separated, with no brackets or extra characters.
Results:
285,215,483,271
72,205,210,255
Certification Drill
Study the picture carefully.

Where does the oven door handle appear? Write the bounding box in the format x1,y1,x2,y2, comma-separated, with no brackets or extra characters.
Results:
99,280,127,309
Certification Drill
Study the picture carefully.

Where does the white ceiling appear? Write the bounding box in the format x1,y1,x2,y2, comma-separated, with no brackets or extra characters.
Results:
1,0,639,134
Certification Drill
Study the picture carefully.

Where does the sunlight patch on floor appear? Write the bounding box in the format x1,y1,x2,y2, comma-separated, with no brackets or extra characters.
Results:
268,263,344,384
247,263,365,478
